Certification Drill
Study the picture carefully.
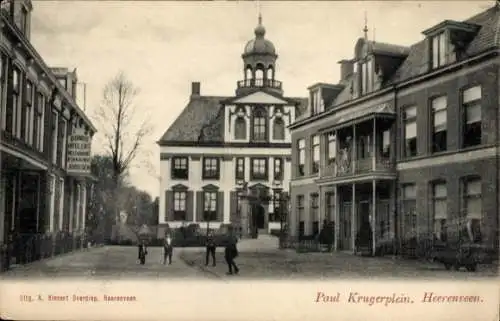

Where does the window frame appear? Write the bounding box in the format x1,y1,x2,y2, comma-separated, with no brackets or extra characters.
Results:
430,95,448,153
431,181,447,242
401,183,417,239
272,117,285,140
297,138,305,176
234,116,247,140
273,157,283,181
51,110,58,164
250,157,268,181
173,190,187,221
252,106,267,142
311,135,320,174
327,132,336,165
171,156,189,180
431,32,454,69
460,176,482,242
202,157,219,180
235,157,245,180
203,191,217,222
402,105,417,158
461,85,482,149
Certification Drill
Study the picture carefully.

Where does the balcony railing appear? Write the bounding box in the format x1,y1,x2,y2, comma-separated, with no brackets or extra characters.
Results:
237,78,282,90
321,156,395,178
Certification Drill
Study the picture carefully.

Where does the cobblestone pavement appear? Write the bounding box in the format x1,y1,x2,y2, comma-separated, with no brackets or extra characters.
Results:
179,236,499,280
1,246,214,280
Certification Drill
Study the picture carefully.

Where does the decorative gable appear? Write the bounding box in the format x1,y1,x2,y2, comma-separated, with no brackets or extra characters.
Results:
232,91,289,105
172,184,189,191
202,184,219,191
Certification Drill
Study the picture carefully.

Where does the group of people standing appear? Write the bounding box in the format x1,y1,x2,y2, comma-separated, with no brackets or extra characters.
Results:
136,230,240,275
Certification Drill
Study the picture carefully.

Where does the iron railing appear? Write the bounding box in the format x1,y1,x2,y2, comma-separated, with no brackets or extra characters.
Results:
321,156,395,178
237,78,282,90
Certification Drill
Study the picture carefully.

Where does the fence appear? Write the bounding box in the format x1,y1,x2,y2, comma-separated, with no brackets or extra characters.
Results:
0,232,89,272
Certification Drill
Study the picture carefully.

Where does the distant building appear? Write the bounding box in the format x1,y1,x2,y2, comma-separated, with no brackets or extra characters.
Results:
157,15,307,237
0,0,96,268
289,5,500,257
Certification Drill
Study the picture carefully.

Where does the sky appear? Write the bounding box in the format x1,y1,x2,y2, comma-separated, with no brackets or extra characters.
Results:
30,0,493,198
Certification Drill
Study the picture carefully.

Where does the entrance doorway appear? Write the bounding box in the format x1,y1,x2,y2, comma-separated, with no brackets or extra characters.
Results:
17,173,40,234
339,202,352,251
252,204,266,235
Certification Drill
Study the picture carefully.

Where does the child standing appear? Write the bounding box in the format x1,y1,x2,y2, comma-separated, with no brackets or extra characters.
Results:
163,234,173,265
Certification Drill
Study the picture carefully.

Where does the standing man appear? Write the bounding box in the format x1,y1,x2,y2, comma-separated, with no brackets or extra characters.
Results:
205,231,216,266
224,230,239,275
163,233,173,265
137,239,148,265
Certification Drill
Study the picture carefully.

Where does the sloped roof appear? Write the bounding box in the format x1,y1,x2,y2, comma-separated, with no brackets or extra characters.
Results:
158,94,308,145
158,96,227,144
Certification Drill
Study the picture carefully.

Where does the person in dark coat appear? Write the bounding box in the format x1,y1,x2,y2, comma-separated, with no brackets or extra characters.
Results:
224,233,239,275
137,240,148,265
205,231,216,266
163,233,173,265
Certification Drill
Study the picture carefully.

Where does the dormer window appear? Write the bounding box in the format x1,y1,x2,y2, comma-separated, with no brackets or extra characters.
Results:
431,32,454,69
310,89,324,115
360,58,375,95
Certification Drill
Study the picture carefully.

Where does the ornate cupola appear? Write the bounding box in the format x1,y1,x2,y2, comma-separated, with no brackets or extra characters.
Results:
236,14,283,96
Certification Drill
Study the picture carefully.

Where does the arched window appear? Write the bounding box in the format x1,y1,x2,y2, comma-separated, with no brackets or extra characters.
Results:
255,63,265,85
252,107,267,141
234,117,246,140
245,66,253,81
267,66,273,81
273,117,285,140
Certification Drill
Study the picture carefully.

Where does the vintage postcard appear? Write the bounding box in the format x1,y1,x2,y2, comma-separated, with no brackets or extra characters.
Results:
0,0,498,320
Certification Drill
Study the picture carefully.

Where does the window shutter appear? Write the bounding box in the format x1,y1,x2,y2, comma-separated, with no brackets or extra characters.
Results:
230,191,238,224
186,191,194,221
196,191,203,222
217,191,224,222
165,190,173,221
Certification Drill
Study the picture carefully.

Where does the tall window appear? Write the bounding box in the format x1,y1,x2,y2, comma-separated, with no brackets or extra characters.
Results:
252,107,267,141
23,80,33,144
234,117,246,140
51,111,58,164
251,158,267,180
6,68,20,135
173,191,187,221
202,157,219,180
61,119,67,168
297,139,305,176
311,90,324,115
33,92,44,151
461,177,482,243
381,129,391,158
401,184,417,239
58,178,64,230
311,135,320,174
431,96,447,153
270,189,282,222
403,106,417,157
0,54,5,131
20,6,29,34
462,86,482,148
272,117,285,140
49,175,56,232
235,157,245,180
171,156,189,180
57,117,64,166
326,192,335,222
360,59,374,95
273,157,283,181
431,32,454,69
297,195,304,238
327,133,336,165
311,193,319,235
432,182,447,242
203,191,217,221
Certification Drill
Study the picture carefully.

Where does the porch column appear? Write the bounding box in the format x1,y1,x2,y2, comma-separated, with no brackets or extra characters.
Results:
390,181,397,244
68,180,74,233
352,125,356,174
0,174,5,245
351,183,356,253
334,130,339,176
81,182,87,232
372,180,377,256
334,185,339,251
372,118,377,171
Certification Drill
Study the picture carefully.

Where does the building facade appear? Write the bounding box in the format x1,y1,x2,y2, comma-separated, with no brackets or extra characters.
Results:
157,16,307,236
0,0,96,269
289,5,500,257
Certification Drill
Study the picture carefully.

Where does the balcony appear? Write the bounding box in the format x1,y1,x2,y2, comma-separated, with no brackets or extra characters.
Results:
236,78,283,95
320,156,395,180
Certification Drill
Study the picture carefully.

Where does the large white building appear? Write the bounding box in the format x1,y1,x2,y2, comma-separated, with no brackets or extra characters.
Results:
157,16,307,236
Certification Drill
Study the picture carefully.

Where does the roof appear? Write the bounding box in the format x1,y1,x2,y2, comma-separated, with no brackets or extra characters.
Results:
158,96,227,144
324,5,500,111
158,94,308,145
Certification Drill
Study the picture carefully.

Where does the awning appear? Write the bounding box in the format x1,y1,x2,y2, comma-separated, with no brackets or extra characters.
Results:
319,103,395,133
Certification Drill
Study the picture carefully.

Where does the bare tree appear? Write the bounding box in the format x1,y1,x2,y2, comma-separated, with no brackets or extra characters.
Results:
93,72,154,234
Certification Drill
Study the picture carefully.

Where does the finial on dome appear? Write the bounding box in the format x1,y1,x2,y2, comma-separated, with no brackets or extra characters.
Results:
363,11,369,40
254,12,266,37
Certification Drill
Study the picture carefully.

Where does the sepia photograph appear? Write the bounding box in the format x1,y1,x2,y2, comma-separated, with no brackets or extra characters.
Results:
0,0,499,319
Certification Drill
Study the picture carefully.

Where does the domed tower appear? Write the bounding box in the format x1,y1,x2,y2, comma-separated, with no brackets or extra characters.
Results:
236,14,283,96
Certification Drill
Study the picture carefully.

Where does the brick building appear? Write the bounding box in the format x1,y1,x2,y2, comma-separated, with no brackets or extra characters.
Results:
157,16,307,237
0,0,96,269
289,5,500,257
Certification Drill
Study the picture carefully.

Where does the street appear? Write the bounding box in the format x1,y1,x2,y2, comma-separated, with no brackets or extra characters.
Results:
1,236,497,280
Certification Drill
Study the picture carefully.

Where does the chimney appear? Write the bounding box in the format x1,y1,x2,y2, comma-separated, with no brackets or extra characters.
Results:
191,82,200,97
338,60,354,81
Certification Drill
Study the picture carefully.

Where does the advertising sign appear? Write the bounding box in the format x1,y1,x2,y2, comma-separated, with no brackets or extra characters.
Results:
67,129,91,175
